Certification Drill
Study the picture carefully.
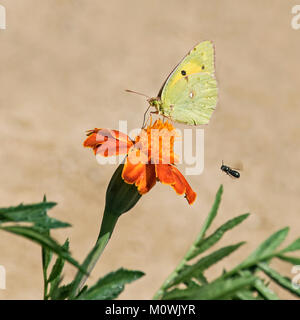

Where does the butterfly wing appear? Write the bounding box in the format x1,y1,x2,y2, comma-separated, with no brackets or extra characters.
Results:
159,41,217,125
161,72,217,125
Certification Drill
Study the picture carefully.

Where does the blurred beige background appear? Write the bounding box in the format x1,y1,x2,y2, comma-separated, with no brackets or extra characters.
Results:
0,0,299,299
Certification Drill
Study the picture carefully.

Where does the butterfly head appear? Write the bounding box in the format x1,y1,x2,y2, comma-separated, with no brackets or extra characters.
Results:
148,97,162,112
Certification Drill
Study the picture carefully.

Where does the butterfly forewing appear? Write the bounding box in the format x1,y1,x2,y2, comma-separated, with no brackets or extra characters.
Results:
158,41,218,125
160,41,215,100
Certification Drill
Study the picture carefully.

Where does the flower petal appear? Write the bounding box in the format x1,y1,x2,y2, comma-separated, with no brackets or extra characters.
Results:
122,158,156,195
155,163,174,184
156,164,197,205
83,129,133,156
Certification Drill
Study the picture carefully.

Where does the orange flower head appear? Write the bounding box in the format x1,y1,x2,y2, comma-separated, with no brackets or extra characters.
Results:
128,118,179,166
84,119,196,205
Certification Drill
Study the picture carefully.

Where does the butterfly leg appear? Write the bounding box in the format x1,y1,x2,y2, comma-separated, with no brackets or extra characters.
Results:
142,105,152,128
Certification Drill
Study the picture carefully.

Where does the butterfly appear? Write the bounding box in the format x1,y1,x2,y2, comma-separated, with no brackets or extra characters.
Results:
148,41,218,126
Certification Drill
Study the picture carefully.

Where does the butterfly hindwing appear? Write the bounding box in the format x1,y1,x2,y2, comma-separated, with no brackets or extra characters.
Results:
161,73,218,125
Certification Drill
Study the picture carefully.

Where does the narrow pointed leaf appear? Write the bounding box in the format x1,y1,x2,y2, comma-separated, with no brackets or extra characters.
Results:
196,185,223,243
276,254,300,265
236,228,289,269
48,239,70,283
0,202,56,217
167,242,245,289
253,278,279,300
280,238,300,253
50,283,73,300
41,196,52,300
0,201,70,230
258,262,300,297
0,225,85,273
77,268,145,300
187,214,249,260
183,279,201,289
235,290,256,300
162,276,256,300
238,270,279,300
49,276,62,299
195,272,208,285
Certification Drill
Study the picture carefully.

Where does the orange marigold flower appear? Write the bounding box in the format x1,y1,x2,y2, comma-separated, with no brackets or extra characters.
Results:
83,119,196,205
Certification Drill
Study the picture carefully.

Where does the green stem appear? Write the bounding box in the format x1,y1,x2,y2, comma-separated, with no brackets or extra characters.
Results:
68,163,141,299
68,209,119,299
97,208,119,239
41,237,51,300
42,267,48,300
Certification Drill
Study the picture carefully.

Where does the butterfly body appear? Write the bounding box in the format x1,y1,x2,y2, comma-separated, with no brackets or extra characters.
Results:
149,41,218,126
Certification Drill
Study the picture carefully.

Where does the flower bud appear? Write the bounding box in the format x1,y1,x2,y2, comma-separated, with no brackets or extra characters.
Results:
98,164,141,239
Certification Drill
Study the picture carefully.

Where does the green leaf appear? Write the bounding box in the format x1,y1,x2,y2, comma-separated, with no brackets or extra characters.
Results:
235,290,256,300
167,242,245,289
0,225,85,273
187,214,249,260
280,238,300,253
77,268,145,300
276,254,300,265
76,285,88,299
162,276,256,300
48,239,69,283
247,228,289,261
183,279,201,289
195,185,223,243
50,283,73,300
0,201,70,230
253,278,279,300
48,276,62,299
258,262,300,297
238,270,279,300
0,202,56,217
42,243,52,271
195,272,208,285
33,218,70,231
41,196,53,300
230,228,289,274
218,228,290,280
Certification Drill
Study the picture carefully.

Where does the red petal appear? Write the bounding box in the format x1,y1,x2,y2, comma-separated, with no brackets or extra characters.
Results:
155,164,197,205
122,158,156,195
155,163,174,184
83,129,133,156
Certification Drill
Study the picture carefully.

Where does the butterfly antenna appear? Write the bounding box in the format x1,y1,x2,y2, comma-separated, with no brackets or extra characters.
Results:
125,89,150,99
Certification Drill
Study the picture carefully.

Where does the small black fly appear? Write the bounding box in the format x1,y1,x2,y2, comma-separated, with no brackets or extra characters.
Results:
221,161,240,179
